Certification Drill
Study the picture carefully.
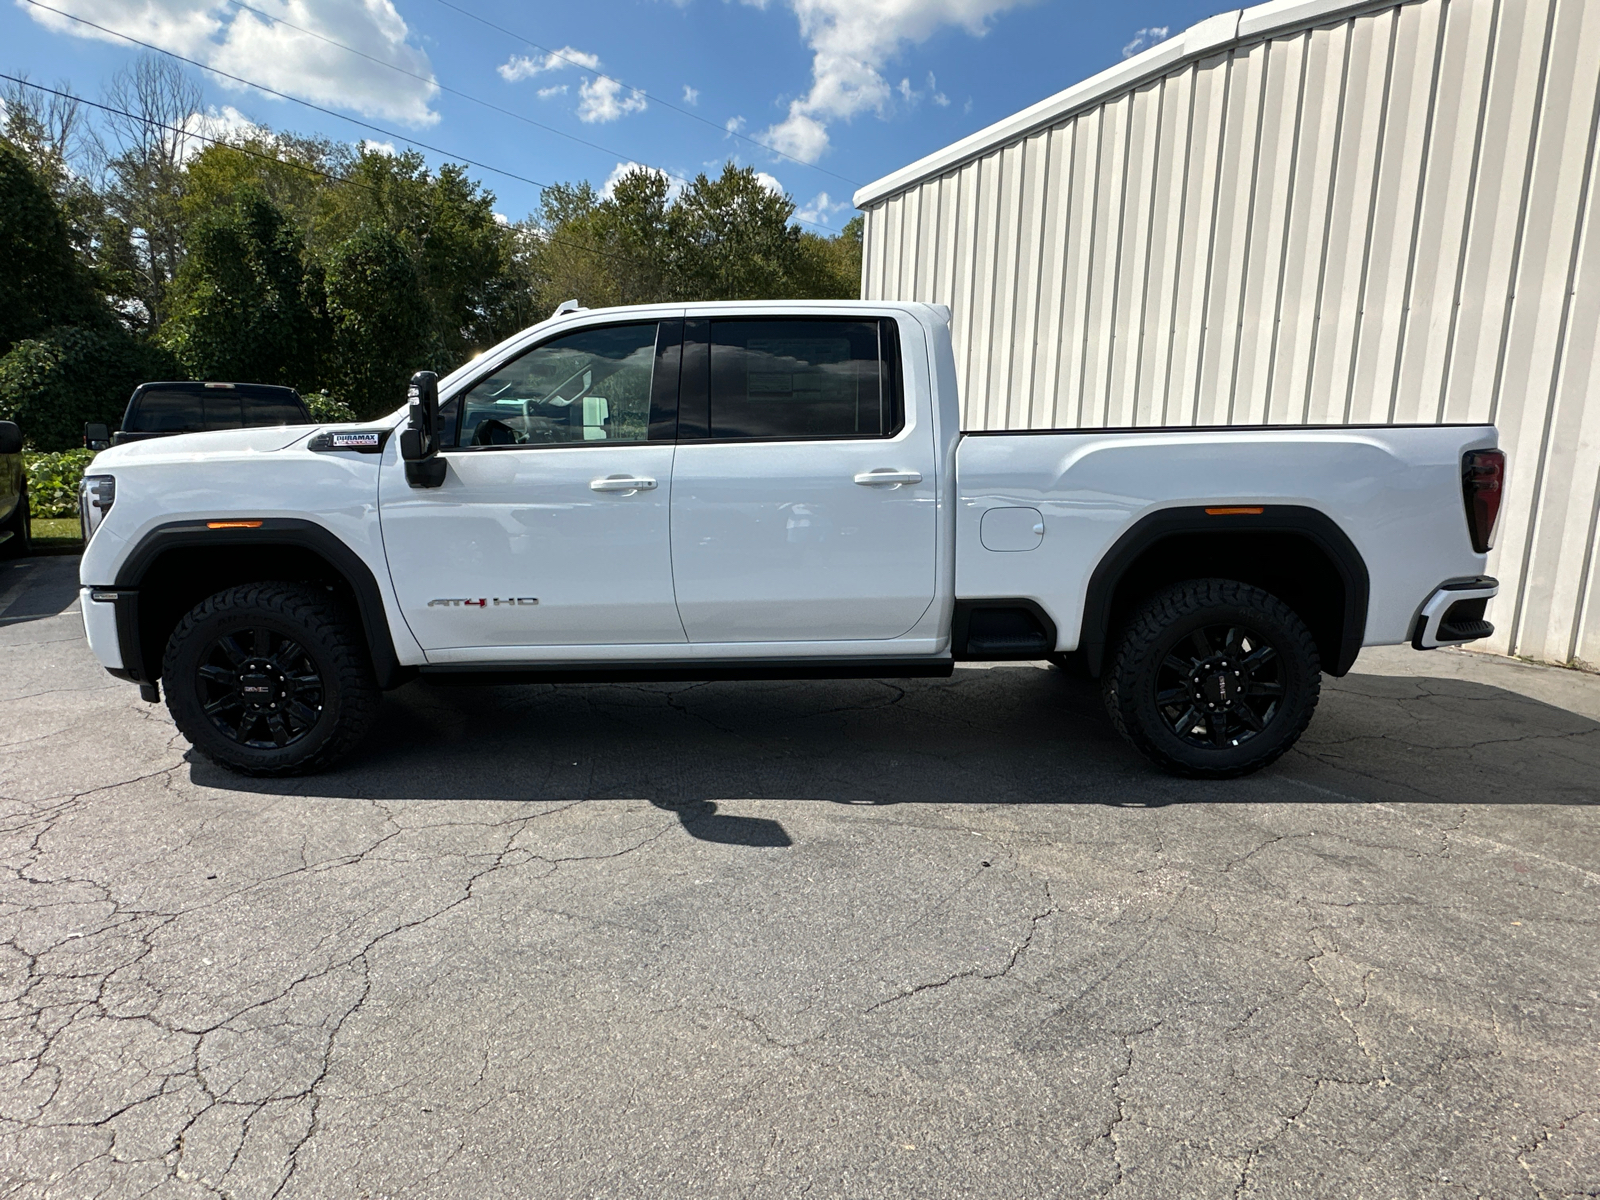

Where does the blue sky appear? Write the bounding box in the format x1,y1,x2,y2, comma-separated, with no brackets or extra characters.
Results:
7,0,1226,231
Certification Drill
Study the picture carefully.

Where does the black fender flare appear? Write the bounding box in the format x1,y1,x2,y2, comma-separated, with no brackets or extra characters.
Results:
1078,505,1370,678
109,517,408,689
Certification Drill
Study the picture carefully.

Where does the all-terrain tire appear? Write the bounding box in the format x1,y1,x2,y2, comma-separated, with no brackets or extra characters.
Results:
163,582,378,776
1103,578,1321,779
0,491,30,559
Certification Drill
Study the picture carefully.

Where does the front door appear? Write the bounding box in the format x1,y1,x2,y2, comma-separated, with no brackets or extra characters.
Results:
669,315,938,644
380,319,685,654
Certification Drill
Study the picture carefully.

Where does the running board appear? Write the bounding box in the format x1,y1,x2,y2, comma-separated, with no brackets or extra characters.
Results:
417,658,956,686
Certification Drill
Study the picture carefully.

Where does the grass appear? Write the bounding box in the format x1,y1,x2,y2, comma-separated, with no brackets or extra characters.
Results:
30,517,83,554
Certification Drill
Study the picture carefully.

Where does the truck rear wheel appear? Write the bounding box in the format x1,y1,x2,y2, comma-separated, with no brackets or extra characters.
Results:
162,582,378,776
1103,578,1320,779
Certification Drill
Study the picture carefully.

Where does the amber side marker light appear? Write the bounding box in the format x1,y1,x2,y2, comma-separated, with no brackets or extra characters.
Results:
1204,506,1264,516
206,520,264,529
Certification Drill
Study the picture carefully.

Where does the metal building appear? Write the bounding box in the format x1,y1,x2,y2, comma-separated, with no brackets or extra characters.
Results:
855,0,1600,670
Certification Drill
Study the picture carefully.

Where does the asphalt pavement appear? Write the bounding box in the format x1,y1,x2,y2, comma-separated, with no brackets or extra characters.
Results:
1,553,1596,1199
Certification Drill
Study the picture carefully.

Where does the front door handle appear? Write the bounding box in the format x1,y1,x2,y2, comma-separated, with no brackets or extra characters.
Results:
590,475,658,492
854,469,923,487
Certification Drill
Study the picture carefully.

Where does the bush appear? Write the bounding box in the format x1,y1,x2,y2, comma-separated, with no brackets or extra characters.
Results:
24,447,94,518
302,390,357,423
0,325,182,452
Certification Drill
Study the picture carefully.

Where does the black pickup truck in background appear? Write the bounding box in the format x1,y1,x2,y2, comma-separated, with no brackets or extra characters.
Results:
84,382,312,449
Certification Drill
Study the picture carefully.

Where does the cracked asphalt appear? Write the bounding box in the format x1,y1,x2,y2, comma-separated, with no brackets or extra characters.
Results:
1,553,1597,1199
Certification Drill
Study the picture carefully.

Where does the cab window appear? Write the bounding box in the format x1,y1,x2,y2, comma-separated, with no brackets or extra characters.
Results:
706,319,897,440
456,323,658,448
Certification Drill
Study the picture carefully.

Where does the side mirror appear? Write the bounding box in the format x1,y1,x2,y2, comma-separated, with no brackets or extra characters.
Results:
84,422,111,451
399,370,446,489
0,422,21,456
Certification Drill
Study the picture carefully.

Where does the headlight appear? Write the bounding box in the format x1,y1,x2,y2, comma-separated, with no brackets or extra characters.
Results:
80,474,115,542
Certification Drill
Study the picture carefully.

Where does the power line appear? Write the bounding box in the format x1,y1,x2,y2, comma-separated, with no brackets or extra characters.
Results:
0,73,642,269
23,0,852,237
220,0,842,235
426,0,861,189
21,0,553,194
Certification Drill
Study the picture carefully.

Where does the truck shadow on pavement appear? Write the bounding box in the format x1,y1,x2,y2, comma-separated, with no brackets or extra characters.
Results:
189,662,1600,843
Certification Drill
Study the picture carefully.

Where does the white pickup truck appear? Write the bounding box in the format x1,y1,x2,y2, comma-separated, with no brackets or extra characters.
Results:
76,301,1505,780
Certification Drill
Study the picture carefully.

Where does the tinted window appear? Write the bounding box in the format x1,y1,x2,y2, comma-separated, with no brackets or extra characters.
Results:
708,319,889,440
125,387,304,431
457,323,658,448
239,393,308,426
126,389,206,433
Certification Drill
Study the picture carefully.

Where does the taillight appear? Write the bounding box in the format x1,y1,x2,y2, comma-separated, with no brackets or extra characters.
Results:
1461,449,1505,554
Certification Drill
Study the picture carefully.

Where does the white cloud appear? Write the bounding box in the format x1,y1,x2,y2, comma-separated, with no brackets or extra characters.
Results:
577,75,647,123
601,161,683,201
498,43,644,123
725,115,746,135
796,189,849,226
682,85,699,105
24,0,441,125
1122,26,1170,58
498,46,600,82
359,138,396,156
170,105,265,160
928,71,949,106
755,171,785,197
758,0,1027,162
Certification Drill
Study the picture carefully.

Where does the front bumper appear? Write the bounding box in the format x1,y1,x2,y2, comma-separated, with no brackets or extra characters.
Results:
1412,576,1498,649
79,587,123,669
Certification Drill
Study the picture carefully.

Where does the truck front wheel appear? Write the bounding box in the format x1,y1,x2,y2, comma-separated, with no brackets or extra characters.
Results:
162,582,379,776
1103,578,1321,779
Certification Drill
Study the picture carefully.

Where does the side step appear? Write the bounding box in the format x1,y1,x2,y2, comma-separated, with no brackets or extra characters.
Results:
418,658,956,686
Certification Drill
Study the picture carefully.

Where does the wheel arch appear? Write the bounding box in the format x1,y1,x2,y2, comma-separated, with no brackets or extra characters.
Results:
109,518,408,689
1079,506,1369,678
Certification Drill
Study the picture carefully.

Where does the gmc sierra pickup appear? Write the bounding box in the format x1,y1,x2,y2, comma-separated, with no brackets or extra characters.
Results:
76,301,1505,779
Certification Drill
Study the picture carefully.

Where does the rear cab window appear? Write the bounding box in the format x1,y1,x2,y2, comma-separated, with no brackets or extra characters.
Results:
678,317,904,442
123,384,310,434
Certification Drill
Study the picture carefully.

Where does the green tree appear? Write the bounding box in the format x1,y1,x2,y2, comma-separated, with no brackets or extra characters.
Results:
318,149,522,368
793,214,863,300
324,224,431,418
668,164,803,300
0,325,180,451
0,138,108,354
160,185,325,387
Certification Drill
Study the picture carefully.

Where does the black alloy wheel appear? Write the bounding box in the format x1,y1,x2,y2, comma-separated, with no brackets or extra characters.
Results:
1103,578,1321,779
196,626,326,749
1154,622,1284,750
163,581,378,775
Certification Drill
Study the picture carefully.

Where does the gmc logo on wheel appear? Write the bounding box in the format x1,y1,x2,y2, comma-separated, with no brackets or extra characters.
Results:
428,597,540,607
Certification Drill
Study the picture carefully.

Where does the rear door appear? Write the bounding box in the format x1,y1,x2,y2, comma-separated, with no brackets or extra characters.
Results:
668,314,938,644
380,318,685,654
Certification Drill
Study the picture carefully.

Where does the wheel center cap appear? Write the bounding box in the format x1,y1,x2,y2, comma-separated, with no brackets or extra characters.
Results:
1202,672,1231,705
239,661,286,709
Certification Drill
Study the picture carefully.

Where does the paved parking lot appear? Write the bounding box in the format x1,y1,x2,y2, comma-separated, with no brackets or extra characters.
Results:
1,553,1597,1199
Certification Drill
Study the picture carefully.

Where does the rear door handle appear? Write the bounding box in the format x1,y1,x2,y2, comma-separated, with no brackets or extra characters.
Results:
853,469,923,486
590,476,658,492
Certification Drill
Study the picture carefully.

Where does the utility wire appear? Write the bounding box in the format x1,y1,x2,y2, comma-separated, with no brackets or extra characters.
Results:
426,0,862,189
21,0,553,194
0,73,640,268
220,0,841,235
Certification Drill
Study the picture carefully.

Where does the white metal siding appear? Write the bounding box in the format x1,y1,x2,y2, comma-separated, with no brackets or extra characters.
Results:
861,0,1600,668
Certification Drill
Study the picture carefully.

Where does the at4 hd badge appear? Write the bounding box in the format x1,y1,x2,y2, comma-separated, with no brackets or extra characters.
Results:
428,597,540,607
